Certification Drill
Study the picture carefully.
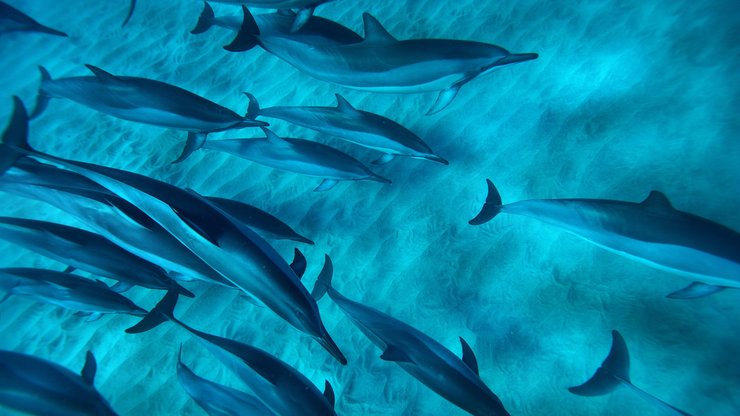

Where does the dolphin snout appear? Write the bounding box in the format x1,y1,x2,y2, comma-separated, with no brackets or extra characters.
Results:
425,154,449,165
369,174,392,184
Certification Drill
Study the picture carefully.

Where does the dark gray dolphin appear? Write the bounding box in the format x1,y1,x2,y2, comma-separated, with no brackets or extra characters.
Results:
312,256,510,416
193,2,361,47
246,93,447,165
0,1,68,37
177,346,278,416
0,216,194,297
29,64,266,163
192,127,391,191
569,330,693,416
469,180,740,298
128,290,338,415
229,12,537,114
0,97,346,364
0,350,117,416
0,267,147,320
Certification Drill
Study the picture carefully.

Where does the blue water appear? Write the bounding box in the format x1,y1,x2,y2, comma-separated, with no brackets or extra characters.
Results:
0,0,738,415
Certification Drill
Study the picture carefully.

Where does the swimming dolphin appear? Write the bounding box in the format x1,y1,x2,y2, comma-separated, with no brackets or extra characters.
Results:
569,330,693,416
245,93,448,165
312,256,510,416
0,97,346,364
0,349,117,416
193,2,361,47
29,64,266,163
0,267,147,321
177,346,278,416
128,290,338,415
190,127,391,191
0,1,68,37
229,12,538,114
469,179,740,298
0,216,194,297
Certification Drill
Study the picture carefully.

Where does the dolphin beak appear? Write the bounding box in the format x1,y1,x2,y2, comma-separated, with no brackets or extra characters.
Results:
495,52,539,66
242,119,269,128
316,334,347,365
370,174,392,185
425,154,449,165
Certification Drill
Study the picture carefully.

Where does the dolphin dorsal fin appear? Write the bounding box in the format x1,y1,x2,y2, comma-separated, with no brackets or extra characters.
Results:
568,330,630,396
362,13,396,43
459,337,479,376
335,94,357,114
380,345,413,363
261,127,291,147
290,248,307,279
81,351,97,385
323,380,336,408
641,191,673,211
85,65,123,84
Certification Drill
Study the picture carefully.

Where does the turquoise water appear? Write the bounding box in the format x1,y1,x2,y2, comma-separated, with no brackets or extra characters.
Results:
0,0,738,415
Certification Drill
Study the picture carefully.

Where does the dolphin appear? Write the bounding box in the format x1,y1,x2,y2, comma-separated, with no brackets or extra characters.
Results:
469,179,740,298
245,93,448,165
128,290,338,415
0,216,194,297
0,1,68,37
190,127,391,191
29,64,266,163
229,12,538,114
177,346,278,416
569,330,693,416
0,96,346,365
311,256,510,416
193,2,361,47
0,267,147,321
0,350,117,416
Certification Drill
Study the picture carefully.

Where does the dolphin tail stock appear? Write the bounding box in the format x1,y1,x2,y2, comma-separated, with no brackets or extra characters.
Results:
122,0,137,27
468,179,503,225
30,67,55,120
125,288,180,334
191,2,215,34
172,132,207,164
0,96,36,175
223,6,260,52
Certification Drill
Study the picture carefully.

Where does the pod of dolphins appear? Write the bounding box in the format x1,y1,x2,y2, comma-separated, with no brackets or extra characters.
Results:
0,1,736,415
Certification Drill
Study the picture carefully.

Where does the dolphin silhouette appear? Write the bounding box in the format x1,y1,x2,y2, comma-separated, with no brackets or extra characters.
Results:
0,350,117,415
312,256,510,416
469,179,740,298
569,330,693,416
0,1,68,37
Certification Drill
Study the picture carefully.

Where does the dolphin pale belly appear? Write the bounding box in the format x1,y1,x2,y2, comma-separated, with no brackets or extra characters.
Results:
231,12,537,114
312,256,511,416
0,1,68,37
470,179,740,298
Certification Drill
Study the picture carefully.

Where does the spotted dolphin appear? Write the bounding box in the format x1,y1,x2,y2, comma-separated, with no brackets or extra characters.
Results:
177,346,278,416
0,97,346,364
29,65,266,163
193,2,361,47
0,267,147,321
245,93,447,165
0,1,68,37
190,127,391,191
312,256,511,416
469,179,740,298
229,12,537,114
128,290,338,415
0,350,117,416
569,330,693,416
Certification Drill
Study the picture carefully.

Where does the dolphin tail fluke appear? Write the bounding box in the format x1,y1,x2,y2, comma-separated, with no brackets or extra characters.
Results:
469,179,503,225
310,254,334,301
191,2,215,34
0,97,34,175
172,132,206,164
122,0,137,27
667,282,727,299
290,6,314,33
223,6,260,52
30,67,54,120
568,330,630,396
244,92,260,119
125,289,179,334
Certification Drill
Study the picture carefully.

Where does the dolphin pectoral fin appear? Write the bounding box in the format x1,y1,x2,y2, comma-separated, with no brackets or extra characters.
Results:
323,380,336,408
85,313,104,323
426,85,461,115
372,154,395,165
123,0,137,27
81,351,97,385
172,132,206,164
667,282,727,299
459,337,480,376
290,7,314,33
361,13,397,43
568,330,630,396
85,65,123,84
0,291,12,304
191,2,215,34
314,179,339,192
380,345,414,363
469,179,503,225
110,281,134,293
224,6,260,52
289,248,307,279
63,265,76,273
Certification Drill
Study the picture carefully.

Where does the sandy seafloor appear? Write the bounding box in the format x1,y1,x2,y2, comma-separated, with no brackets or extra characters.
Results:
0,0,738,415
